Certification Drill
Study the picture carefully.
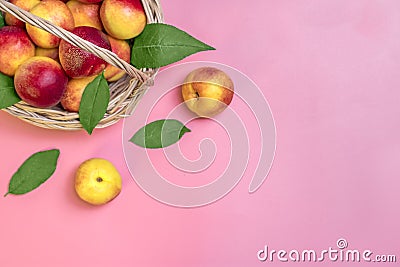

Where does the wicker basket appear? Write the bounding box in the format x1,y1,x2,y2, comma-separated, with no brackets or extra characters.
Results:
0,0,163,130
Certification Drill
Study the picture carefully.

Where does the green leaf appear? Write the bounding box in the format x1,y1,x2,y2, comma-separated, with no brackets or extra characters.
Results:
79,73,110,135
130,119,191,149
131,23,215,68
0,72,21,109
4,149,60,197
0,12,4,28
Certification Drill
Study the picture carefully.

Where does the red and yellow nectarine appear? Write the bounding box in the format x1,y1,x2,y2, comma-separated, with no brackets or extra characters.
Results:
59,26,111,78
14,56,68,108
0,26,35,76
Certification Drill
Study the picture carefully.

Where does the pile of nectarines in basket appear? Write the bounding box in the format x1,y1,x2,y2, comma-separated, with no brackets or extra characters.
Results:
0,0,161,129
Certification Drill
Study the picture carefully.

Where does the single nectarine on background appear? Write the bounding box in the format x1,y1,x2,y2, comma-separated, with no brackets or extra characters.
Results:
59,26,111,78
75,158,122,205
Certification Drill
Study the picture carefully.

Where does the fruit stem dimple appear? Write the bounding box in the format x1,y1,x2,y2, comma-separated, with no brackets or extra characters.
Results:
96,177,103,182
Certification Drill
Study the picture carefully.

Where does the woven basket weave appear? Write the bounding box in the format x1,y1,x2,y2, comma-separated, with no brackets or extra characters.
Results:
0,0,163,130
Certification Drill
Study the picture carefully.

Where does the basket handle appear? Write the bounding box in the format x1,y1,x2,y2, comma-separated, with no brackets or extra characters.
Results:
0,0,149,83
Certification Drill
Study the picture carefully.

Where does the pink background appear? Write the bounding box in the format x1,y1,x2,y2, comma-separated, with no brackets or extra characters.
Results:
1,0,400,266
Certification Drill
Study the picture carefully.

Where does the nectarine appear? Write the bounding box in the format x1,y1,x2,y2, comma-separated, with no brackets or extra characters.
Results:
75,158,122,205
100,0,146,39
61,76,97,112
4,0,40,27
103,36,131,82
181,67,234,117
0,26,35,76
14,56,68,108
26,0,75,48
59,26,111,78
66,0,103,30
35,47,60,62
